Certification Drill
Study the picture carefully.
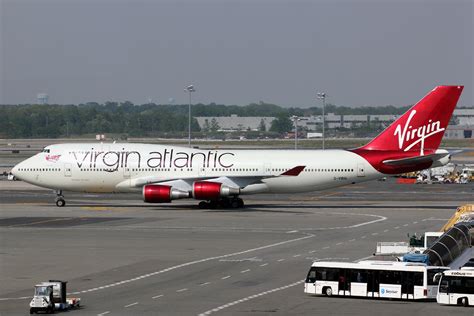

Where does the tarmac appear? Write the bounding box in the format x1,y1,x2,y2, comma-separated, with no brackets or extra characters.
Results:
0,179,473,315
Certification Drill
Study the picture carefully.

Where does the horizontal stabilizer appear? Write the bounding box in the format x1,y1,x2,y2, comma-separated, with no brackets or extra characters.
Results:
383,153,449,166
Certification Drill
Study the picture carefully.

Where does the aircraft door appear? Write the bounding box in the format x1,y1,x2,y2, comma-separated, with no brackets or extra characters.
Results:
357,163,365,177
123,167,131,178
64,163,72,177
263,163,272,175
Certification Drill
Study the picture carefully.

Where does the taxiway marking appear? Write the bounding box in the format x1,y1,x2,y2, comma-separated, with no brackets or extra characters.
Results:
67,233,315,295
198,280,304,316
124,302,138,308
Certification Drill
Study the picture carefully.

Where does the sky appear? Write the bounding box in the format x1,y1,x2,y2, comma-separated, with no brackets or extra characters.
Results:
0,0,472,107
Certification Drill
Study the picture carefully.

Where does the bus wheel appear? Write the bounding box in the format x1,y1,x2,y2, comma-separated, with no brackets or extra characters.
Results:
324,287,333,296
461,297,469,307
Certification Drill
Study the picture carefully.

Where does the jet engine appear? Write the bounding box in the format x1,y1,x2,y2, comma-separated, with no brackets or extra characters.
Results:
193,181,240,200
143,184,189,203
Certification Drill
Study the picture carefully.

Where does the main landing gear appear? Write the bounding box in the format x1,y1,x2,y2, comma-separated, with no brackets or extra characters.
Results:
54,190,66,207
198,197,244,209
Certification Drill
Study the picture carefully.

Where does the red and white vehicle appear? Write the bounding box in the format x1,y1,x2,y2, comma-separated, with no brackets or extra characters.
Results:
11,86,463,208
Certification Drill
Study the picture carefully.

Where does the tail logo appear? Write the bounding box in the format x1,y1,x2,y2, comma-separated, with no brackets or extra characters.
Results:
394,110,445,156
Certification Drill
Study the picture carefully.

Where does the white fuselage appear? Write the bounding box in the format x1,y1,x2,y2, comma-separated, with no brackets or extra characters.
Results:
12,143,383,194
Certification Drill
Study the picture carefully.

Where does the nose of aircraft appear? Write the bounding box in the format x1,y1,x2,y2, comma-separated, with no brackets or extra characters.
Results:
11,164,19,177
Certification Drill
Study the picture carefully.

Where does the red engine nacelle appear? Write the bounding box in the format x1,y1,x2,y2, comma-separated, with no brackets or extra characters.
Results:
193,181,240,200
143,184,189,203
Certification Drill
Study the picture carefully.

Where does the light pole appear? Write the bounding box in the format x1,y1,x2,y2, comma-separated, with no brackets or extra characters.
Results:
317,92,326,150
185,85,195,147
291,115,302,150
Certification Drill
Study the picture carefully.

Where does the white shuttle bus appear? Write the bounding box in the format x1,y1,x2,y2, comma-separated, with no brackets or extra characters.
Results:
436,269,474,307
304,261,448,300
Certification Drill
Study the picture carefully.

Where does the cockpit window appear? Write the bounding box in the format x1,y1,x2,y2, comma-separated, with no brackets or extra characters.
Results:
42,148,50,153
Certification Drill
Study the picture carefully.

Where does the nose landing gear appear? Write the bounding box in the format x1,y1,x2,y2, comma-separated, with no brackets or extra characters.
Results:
54,190,66,207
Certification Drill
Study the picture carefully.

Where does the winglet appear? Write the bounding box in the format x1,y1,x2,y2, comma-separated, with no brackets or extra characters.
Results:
281,166,305,176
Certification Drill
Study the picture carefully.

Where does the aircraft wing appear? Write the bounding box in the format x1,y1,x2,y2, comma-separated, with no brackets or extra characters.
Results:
130,165,306,190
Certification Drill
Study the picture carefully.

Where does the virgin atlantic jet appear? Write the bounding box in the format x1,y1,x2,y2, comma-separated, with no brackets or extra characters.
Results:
11,86,463,208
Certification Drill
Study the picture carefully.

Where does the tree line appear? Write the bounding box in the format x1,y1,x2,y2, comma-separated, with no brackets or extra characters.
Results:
0,101,410,138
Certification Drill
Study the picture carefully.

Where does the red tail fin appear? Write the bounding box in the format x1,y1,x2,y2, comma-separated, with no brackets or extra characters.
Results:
361,86,463,155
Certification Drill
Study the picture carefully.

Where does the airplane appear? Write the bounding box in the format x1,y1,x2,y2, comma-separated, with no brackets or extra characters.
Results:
11,85,463,209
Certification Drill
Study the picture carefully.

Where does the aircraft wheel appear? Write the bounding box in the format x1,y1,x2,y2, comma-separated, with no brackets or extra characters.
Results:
230,199,239,209
55,198,66,207
237,198,244,208
198,201,208,209
208,201,218,209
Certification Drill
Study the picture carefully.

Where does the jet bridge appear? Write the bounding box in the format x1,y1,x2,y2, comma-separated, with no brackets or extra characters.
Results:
424,221,474,267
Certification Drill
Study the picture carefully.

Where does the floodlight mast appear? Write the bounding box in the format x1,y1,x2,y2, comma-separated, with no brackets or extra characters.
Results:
317,92,327,150
185,85,196,147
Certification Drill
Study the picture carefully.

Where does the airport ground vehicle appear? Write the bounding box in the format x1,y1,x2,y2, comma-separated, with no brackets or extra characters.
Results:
436,269,474,307
304,261,448,300
29,280,80,314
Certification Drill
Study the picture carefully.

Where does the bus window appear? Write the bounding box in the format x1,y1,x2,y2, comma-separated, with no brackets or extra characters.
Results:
316,268,339,281
380,270,402,284
427,269,447,286
465,279,474,294
439,277,449,293
351,269,367,283
414,272,423,286
450,279,463,292
306,268,317,283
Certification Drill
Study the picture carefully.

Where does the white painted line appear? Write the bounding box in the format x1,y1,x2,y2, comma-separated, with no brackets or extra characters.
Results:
309,250,317,253
323,246,330,249
413,221,418,224
286,230,298,233
371,233,378,236
259,263,268,267
241,269,251,273
293,254,301,257
66,233,315,295
349,239,355,242
23,212,386,300
361,236,366,239
277,259,285,262
198,280,304,316
97,312,110,316
124,302,138,308
403,224,409,227
176,288,188,292
0,296,31,301
336,242,343,245
200,282,211,286
394,226,400,229
383,229,389,233
152,294,163,299
221,275,231,280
